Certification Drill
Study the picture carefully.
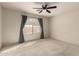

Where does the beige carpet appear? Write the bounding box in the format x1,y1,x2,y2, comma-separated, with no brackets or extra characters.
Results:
0,38,79,56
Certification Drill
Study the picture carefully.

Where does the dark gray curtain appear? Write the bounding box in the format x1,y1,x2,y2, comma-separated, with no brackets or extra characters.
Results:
38,18,44,39
19,15,27,43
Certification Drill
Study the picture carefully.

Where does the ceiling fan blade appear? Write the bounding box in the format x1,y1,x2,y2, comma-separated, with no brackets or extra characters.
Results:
46,9,51,13
36,9,41,11
33,8,42,9
47,6,57,9
45,4,47,8
42,5,45,9
39,10,43,13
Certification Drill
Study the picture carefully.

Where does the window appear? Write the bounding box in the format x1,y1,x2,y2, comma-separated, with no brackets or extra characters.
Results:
23,24,41,34
23,17,41,35
23,25,33,34
33,26,40,33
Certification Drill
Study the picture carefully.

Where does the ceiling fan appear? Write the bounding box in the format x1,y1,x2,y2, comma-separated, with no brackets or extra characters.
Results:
33,4,57,13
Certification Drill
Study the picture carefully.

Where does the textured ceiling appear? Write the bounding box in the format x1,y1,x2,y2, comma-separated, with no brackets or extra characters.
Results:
0,2,79,17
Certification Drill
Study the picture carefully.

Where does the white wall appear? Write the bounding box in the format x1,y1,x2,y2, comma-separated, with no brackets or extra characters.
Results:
2,8,49,46
49,10,79,45
2,8,21,46
0,6,2,49
43,18,49,38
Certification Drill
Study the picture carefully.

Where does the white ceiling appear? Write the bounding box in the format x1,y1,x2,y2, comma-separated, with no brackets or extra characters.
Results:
0,2,79,17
